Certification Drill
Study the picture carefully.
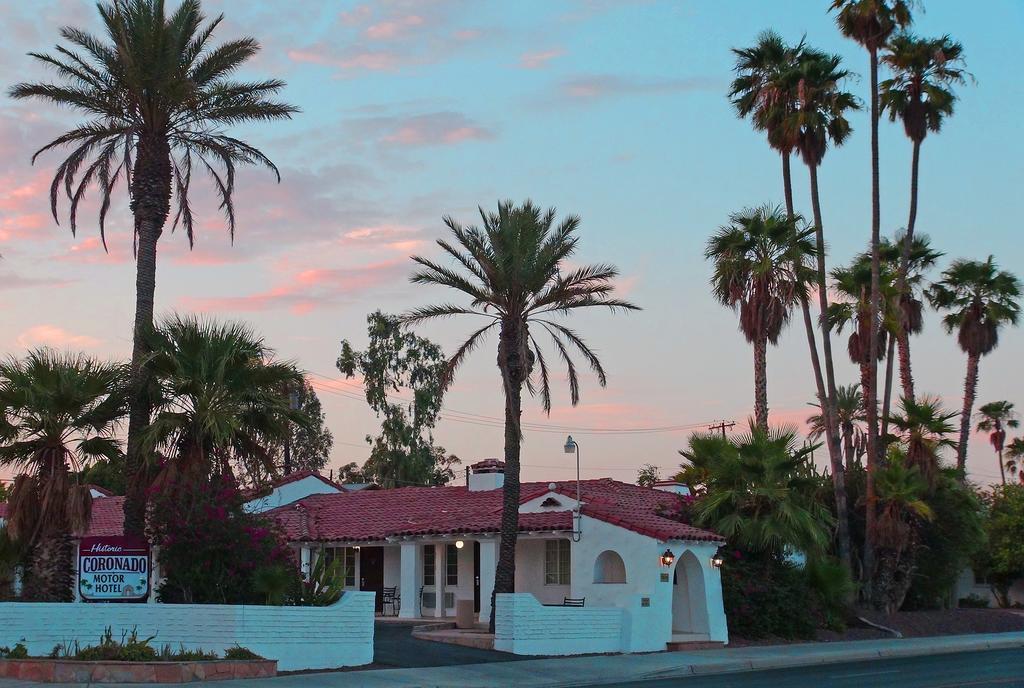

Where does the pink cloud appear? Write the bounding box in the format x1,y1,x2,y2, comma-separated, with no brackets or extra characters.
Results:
365,112,494,147
556,74,718,103
519,48,565,70
16,324,101,350
365,15,424,40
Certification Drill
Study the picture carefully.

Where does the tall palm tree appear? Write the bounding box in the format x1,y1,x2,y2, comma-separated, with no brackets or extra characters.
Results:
1005,437,1024,482
9,0,298,537
808,384,867,467
679,423,834,556
975,401,1020,485
878,233,943,439
928,257,1022,474
831,0,914,493
705,206,815,429
403,200,638,630
881,34,968,404
143,316,306,490
0,350,126,601
729,35,851,566
886,395,958,489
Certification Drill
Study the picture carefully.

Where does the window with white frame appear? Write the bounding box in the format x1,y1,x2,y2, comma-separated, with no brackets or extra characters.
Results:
423,545,436,586
544,539,571,585
446,544,458,586
322,546,357,587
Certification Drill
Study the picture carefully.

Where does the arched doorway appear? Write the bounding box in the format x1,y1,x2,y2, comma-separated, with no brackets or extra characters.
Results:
671,550,710,638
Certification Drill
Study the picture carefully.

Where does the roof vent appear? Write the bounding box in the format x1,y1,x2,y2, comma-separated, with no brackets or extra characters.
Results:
468,459,505,491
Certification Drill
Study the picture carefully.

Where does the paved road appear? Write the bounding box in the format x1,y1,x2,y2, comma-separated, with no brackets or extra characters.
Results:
599,648,1024,687
372,621,527,669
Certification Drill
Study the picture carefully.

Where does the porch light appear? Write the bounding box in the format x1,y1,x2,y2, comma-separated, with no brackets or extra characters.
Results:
711,555,724,569
660,549,675,567
455,540,465,549
564,436,577,454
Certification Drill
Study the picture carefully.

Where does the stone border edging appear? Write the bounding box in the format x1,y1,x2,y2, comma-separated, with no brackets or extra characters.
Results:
0,658,277,683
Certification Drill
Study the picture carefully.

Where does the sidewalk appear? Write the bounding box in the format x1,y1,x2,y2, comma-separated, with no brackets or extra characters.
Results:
1,632,1021,687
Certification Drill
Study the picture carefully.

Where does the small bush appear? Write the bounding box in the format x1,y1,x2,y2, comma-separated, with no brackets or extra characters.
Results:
958,594,991,609
0,643,29,659
74,627,157,662
223,646,263,660
159,645,218,661
720,551,821,639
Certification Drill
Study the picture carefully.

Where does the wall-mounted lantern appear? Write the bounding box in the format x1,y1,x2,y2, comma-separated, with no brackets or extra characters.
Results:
455,539,465,549
660,549,675,567
711,555,724,569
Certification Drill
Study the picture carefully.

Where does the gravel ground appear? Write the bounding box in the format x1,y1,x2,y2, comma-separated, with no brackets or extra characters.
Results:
731,609,1024,646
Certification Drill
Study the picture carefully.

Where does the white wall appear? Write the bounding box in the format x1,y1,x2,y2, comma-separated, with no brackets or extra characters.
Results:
244,475,341,514
519,491,580,514
494,593,623,655
956,568,1024,608
0,592,375,671
515,538,570,606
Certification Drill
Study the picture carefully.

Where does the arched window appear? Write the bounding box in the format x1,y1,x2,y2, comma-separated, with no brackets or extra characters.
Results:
593,550,627,584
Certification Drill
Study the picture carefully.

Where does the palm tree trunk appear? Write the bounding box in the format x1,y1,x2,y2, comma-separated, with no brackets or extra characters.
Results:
490,323,525,632
880,331,896,446
753,336,768,430
23,533,75,602
998,447,1006,485
807,164,841,417
956,353,980,474
123,137,172,539
793,155,851,575
894,139,922,405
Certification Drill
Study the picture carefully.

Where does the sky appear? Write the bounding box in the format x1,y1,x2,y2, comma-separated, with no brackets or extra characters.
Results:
0,0,1022,488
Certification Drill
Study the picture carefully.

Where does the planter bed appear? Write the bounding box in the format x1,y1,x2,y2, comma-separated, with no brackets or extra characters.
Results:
0,658,277,683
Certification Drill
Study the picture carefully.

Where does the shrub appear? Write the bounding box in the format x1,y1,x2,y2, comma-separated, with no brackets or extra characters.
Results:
980,484,1024,608
0,643,28,659
720,550,821,639
75,628,157,662
223,646,263,660
958,594,990,608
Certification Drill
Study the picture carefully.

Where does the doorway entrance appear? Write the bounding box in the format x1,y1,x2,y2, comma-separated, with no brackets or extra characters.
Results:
671,550,710,638
360,546,384,613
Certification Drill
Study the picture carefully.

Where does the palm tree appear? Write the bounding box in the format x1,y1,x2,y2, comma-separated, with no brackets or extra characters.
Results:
0,350,126,601
878,233,943,438
403,200,638,630
881,34,968,404
730,33,853,574
831,0,914,496
705,206,815,429
886,395,958,489
808,384,867,467
143,316,306,490
975,401,1020,485
679,423,834,556
1005,437,1024,482
928,257,1022,474
9,0,298,537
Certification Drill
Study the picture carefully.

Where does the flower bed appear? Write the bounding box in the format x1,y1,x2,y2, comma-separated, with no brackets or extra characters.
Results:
0,658,277,683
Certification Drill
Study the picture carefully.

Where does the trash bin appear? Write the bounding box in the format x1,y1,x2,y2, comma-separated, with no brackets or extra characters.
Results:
455,599,475,629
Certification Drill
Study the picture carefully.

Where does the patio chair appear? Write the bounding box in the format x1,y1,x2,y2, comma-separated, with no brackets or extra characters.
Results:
382,586,400,616
562,597,585,607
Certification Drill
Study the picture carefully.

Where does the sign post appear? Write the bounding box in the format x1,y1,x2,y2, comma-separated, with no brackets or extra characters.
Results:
78,536,150,602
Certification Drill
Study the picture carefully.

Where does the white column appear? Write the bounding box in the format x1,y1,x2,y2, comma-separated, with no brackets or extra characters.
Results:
434,543,445,618
477,538,497,623
300,545,312,582
398,541,421,619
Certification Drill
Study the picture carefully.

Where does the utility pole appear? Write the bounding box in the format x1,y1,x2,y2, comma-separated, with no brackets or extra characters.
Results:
708,420,736,438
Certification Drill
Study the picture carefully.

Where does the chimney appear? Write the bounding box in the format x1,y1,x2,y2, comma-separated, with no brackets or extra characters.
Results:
652,480,690,496
468,459,505,491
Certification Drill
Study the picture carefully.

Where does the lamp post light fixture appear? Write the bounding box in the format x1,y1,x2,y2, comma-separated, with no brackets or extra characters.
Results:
455,539,465,550
660,549,675,567
563,435,582,542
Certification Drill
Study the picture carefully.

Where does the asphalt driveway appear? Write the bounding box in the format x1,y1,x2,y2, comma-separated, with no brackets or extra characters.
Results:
373,621,527,669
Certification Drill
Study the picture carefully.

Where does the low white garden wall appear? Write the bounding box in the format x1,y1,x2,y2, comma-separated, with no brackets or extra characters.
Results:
0,591,375,671
494,593,624,655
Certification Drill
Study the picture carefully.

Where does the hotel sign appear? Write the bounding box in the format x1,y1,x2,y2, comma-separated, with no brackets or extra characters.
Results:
78,536,150,601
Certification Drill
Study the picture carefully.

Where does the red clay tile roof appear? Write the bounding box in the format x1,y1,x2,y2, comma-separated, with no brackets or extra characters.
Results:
243,470,347,500
270,478,721,544
82,496,126,537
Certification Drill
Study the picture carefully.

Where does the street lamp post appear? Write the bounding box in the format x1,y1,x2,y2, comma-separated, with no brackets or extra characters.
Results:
284,386,300,475
563,435,581,542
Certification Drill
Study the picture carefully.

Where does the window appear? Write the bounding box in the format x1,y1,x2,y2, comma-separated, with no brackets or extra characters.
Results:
423,545,435,586
322,546,357,587
544,539,571,585
445,544,459,586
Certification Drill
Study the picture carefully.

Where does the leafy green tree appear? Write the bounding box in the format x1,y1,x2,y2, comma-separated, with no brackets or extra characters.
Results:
1005,438,1024,482
338,312,453,488
679,423,833,556
975,401,1019,486
928,257,1022,473
142,316,305,489
273,379,334,476
0,350,126,600
881,34,968,404
636,463,661,488
403,200,638,630
8,0,298,537
705,206,815,430
981,484,1024,607
75,456,127,495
